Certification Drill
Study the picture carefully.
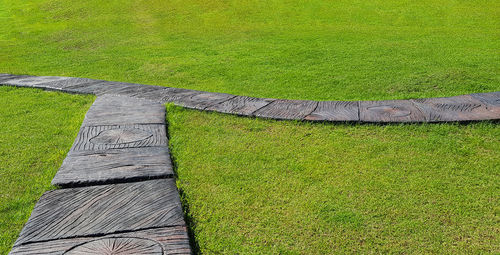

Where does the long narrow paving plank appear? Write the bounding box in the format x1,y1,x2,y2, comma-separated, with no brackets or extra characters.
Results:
70,124,167,151
2,76,72,87
205,96,275,115
359,100,426,122
253,99,318,120
82,95,165,126
13,179,185,246
10,226,191,255
304,101,359,121
411,95,499,122
52,147,174,187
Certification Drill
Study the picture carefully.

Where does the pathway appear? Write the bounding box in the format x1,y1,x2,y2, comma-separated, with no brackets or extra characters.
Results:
1,73,499,254
1,74,499,123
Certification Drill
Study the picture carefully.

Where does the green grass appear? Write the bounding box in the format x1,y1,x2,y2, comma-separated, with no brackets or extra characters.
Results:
0,87,94,254
167,105,500,254
1,0,499,100
1,1,499,254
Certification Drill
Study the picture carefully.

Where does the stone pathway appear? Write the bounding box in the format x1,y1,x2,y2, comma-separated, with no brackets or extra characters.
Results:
1,74,498,123
1,73,499,254
8,94,191,254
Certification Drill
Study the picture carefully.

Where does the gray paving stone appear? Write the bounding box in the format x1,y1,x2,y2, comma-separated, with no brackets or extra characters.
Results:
70,124,167,151
0,74,30,83
169,90,236,110
359,100,426,122
2,76,72,87
11,227,191,255
61,81,125,95
471,92,500,106
82,95,165,126
52,147,174,187
35,77,100,90
411,95,500,122
14,179,185,246
304,101,359,121
253,99,318,120
10,226,191,255
205,96,275,115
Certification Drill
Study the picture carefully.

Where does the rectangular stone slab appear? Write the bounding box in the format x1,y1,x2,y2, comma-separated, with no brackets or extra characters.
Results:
0,74,30,83
172,91,236,110
3,76,72,87
304,101,359,121
471,92,500,107
411,95,499,121
110,83,165,97
359,100,426,122
205,96,275,115
71,124,167,151
52,147,174,187
35,78,100,90
82,95,165,126
14,179,185,246
62,81,128,95
253,99,318,120
10,226,191,255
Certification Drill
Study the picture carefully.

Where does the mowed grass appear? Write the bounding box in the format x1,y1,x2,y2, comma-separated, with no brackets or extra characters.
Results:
167,105,500,254
1,0,499,100
0,87,94,254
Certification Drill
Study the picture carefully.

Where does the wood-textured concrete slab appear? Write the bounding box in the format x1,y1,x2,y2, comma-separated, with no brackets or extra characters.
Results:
411,95,498,122
14,179,185,246
52,147,174,187
82,95,165,126
9,226,191,255
359,100,425,122
70,124,167,151
253,99,318,120
304,101,359,121
205,96,275,115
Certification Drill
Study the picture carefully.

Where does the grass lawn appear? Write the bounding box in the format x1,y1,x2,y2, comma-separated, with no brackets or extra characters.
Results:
1,0,499,254
0,87,94,254
1,0,499,101
167,105,500,254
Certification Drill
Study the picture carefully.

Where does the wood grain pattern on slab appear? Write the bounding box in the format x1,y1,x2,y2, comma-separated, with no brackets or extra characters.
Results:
14,179,185,246
52,147,174,187
0,74,30,83
71,124,167,151
10,226,191,255
253,99,318,120
170,91,236,110
471,92,500,109
205,96,275,115
3,76,71,87
359,100,426,122
304,101,359,121
82,95,165,126
411,95,499,121
35,78,99,91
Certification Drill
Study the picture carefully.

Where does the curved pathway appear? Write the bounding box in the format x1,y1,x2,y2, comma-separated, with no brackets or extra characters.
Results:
3,73,499,254
1,73,499,123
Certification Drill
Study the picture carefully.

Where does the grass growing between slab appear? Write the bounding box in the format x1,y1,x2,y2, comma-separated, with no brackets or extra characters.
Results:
167,105,500,254
0,87,94,254
1,0,499,100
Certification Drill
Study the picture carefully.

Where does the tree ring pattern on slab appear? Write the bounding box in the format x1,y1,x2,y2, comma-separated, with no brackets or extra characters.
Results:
89,128,153,146
71,124,167,151
63,237,163,255
366,105,411,117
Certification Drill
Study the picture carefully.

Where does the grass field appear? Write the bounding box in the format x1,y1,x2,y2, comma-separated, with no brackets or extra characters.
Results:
167,106,500,254
1,0,499,100
1,0,499,254
0,87,94,254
